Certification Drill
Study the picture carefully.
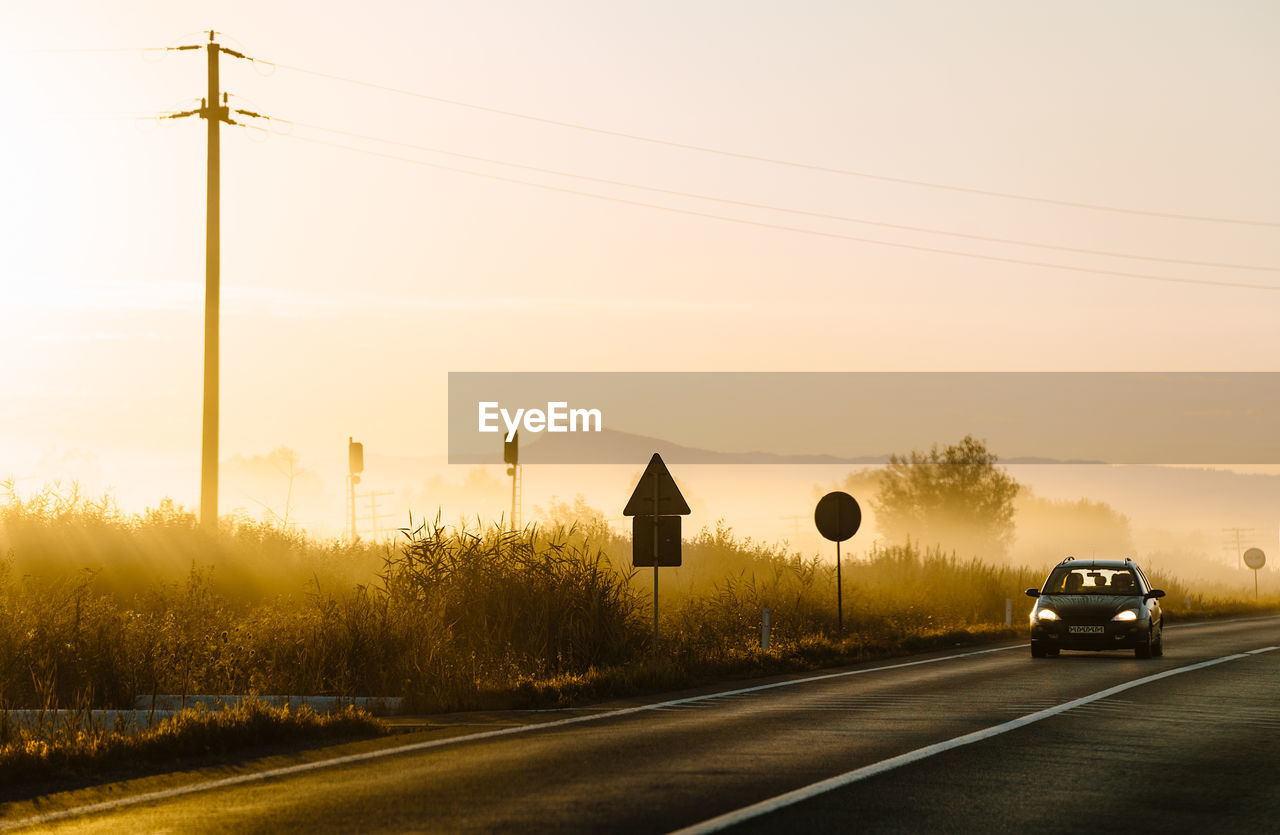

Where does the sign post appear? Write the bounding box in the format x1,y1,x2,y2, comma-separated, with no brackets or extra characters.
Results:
814,491,862,635
347,437,363,542
504,430,521,530
624,453,691,649
1243,548,1266,599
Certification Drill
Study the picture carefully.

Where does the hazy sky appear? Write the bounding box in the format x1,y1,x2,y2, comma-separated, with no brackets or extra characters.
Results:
3,1,1278,512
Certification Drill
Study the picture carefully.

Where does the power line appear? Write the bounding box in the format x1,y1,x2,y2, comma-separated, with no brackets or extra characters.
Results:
265,60,1280,229
21,32,244,54
283,118,1280,274
21,47,168,53
34,44,1280,229
270,132,1280,293
34,111,174,120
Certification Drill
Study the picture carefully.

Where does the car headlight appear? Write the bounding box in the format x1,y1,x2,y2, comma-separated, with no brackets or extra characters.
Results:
1036,609,1059,621
1112,609,1139,622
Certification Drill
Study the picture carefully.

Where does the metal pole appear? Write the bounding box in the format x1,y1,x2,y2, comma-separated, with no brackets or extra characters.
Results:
652,476,660,649
836,538,843,635
504,463,514,527
349,475,357,542
199,32,221,529
653,563,659,648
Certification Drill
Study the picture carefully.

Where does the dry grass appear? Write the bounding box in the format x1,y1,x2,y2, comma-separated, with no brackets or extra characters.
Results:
1,484,1273,721
0,698,385,788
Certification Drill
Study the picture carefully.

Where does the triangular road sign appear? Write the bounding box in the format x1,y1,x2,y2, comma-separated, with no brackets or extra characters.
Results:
623,453,691,516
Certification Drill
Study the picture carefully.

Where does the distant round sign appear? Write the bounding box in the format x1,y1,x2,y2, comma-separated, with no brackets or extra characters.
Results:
815,491,861,542
1243,548,1266,570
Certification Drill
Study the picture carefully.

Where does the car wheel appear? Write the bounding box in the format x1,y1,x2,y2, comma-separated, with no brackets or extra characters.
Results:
1135,629,1154,659
1047,648,1060,657
1031,641,1048,658
1152,625,1164,657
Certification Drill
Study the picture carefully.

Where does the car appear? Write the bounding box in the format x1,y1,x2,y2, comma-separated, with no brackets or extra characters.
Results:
1025,557,1165,659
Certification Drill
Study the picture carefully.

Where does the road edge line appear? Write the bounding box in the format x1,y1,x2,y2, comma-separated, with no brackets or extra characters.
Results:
1167,613,1280,630
0,642,1022,831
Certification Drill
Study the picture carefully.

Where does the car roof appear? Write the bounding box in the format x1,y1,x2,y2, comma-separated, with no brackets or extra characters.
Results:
1054,559,1138,570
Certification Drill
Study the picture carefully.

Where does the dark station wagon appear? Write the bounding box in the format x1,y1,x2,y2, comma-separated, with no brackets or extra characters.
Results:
1026,557,1166,659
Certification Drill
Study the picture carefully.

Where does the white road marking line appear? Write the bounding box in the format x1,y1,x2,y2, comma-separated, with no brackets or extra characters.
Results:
1168,614,1280,630
669,646,1280,835
0,643,1022,831
9,625,1275,831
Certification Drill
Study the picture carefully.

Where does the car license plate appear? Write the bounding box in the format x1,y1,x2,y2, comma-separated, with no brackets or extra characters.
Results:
1068,625,1104,634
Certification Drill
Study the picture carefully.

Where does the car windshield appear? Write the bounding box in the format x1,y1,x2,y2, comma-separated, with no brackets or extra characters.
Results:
1043,566,1140,595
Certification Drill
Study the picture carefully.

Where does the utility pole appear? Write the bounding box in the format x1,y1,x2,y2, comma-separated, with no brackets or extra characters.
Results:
201,32,224,530
165,32,262,529
357,490,396,539
1223,528,1256,570
779,514,805,542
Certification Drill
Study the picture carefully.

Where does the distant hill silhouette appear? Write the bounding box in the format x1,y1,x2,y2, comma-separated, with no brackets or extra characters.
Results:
450,428,1105,466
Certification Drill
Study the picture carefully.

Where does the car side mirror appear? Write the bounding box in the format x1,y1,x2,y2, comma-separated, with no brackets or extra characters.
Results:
1145,589,1166,600
1025,588,1040,598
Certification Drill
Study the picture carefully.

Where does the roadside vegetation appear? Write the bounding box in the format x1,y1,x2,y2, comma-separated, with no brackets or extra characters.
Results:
2,483,1271,715
1,439,1274,785
0,698,384,788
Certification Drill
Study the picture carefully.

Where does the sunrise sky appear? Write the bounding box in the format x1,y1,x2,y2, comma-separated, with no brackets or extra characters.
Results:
3,1,1278,525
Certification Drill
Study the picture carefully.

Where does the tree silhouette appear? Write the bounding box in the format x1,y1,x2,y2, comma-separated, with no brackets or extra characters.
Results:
873,435,1020,559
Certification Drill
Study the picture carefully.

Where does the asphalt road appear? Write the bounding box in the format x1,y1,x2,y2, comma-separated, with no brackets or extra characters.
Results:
5,616,1278,834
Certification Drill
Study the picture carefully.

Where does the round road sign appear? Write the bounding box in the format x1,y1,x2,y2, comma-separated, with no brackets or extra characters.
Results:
1243,548,1265,570
814,491,861,542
